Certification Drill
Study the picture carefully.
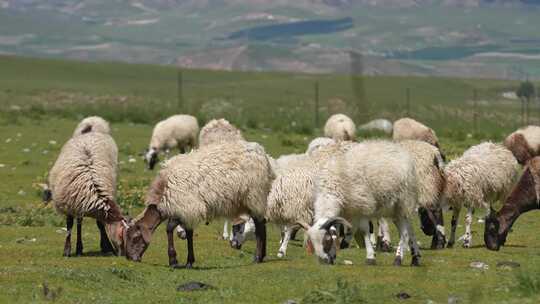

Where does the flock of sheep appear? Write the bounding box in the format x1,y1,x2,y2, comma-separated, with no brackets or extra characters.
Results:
43,113,540,268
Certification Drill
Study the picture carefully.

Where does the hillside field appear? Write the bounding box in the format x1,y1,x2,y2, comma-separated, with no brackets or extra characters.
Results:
1,56,540,303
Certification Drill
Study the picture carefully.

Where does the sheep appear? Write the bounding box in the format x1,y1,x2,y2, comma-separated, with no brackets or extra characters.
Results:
144,115,199,170
323,114,356,141
393,117,440,149
198,118,244,147
72,116,110,137
298,140,421,266
196,118,245,241
444,142,519,248
47,132,127,257
503,125,540,165
485,156,540,251
398,140,447,249
124,141,275,267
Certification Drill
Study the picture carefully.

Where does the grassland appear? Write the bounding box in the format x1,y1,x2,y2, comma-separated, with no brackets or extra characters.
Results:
1,56,540,303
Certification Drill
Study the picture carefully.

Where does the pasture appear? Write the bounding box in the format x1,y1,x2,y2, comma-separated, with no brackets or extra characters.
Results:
1,56,540,303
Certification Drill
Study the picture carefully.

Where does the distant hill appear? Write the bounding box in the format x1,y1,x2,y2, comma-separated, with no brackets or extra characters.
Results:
1,0,540,78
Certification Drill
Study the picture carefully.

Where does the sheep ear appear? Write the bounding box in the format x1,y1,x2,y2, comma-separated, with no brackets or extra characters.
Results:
321,217,352,231
306,239,314,255
294,221,311,231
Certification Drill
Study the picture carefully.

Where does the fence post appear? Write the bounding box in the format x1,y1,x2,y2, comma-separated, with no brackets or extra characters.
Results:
473,89,478,134
177,69,184,113
314,81,320,129
406,88,410,117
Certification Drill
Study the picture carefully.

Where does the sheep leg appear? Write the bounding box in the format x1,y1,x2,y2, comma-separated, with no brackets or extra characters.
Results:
166,219,180,267
253,218,267,263
289,226,299,241
447,206,461,248
423,207,446,249
432,207,446,249
222,220,230,240
392,217,410,266
277,226,292,258
377,218,392,252
75,217,83,256
185,229,195,269
96,220,114,254
405,220,421,266
176,225,187,240
63,215,74,257
368,221,376,247
358,218,376,265
462,207,474,248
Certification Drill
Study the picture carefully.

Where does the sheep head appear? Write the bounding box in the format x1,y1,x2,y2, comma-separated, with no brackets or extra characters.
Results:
143,147,159,170
484,209,501,251
299,217,352,265
125,205,160,262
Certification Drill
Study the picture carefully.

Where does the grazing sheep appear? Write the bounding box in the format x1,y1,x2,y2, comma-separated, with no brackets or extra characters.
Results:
197,118,245,241
324,114,356,141
398,140,447,249
306,137,336,155
265,141,355,258
198,118,244,147
444,142,519,248
72,116,110,137
298,140,421,266
144,115,199,170
485,156,540,251
47,132,127,257
359,119,393,135
504,125,540,165
393,118,440,148
124,141,275,267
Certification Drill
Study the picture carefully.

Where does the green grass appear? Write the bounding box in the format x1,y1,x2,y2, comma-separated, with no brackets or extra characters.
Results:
1,56,540,303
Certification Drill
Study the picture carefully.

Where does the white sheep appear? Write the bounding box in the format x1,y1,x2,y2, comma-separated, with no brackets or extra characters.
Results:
298,140,421,266
504,125,540,165
144,114,199,170
443,142,519,248
124,141,275,267
324,114,356,141
393,117,440,148
398,140,446,249
72,116,110,137
264,140,355,258
198,118,244,147
47,132,127,257
197,118,245,241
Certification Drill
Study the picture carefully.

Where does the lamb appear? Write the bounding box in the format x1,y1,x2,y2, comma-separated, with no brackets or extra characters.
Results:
298,140,421,266
484,156,540,251
197,118,245,241
144,115,199,170
124,141,275,267
72,116,110,137
503,125,540,165
398,140,447,249
444,142,519,248
46,132,127,257
393,117,440,149
323,114,356,141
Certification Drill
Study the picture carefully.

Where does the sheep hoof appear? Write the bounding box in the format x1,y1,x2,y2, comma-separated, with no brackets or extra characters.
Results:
365,259,376,265
446,242,454,248
411,256,421,267
462,242,471,248
393,257,402,266
185,263,193,269
222,234,229,241
63,252,71,257
339,240,350,249
253,255,265,263
75,250,83,256
169,259,179,268
277,252,285,258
